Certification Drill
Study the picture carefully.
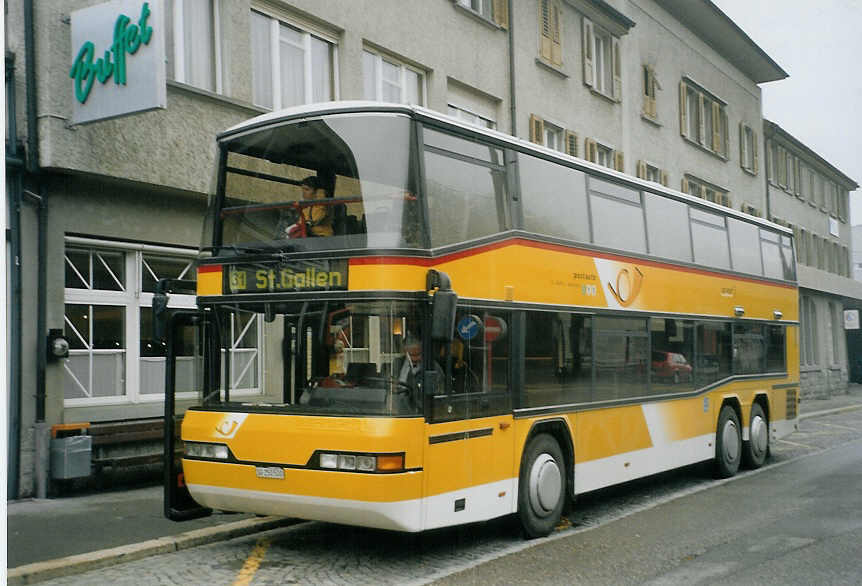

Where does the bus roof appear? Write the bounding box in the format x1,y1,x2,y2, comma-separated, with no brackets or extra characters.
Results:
219,101,792,237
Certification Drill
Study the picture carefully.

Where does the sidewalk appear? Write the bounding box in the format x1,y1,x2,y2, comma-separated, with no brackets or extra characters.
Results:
798,382,862,418
7,384,862,583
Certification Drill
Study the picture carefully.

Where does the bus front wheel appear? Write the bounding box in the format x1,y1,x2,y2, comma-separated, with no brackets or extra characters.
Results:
743,402,769,469
518,433,566,538
714,405,742,478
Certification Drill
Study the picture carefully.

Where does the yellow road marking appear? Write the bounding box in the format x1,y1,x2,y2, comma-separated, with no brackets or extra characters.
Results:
232,537,271,586
775,438,815,450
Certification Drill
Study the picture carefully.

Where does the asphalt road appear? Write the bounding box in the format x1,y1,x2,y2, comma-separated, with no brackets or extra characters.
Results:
32,408,862,585
437,436,862,585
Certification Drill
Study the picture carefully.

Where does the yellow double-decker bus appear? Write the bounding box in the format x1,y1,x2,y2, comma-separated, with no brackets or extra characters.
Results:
161,102,799,537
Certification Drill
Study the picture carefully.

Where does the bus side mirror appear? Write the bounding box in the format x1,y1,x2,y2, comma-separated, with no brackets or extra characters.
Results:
153,291,169,342
431,290,457,342
428,270,457,342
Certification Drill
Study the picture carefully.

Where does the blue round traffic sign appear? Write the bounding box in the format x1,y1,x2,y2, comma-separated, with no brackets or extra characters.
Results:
456,315,482,340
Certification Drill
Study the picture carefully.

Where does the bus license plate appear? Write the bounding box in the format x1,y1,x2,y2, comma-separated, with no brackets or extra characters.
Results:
255,466,285,480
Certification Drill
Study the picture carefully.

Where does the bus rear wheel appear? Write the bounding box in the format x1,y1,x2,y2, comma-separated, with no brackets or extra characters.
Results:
743,402,769,469
518,433,566,538
714,405,741,478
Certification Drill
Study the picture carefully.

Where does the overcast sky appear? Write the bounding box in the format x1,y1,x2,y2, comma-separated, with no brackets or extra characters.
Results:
711,0,862,224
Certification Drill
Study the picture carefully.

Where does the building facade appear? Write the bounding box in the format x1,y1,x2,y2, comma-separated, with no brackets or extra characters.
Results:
4,0,795,498
763,121,860,398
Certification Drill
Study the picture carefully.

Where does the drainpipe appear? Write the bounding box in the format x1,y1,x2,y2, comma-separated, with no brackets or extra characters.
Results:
24,0,50,499
6,51,23,500
507,0,516,137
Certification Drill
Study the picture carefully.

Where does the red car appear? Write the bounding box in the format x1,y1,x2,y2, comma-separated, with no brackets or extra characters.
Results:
652,351,692,383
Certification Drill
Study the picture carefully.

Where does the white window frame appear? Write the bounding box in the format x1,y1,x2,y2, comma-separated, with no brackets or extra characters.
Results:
644,162,661,184
62,238,264,407
684,175,730,208
363,48,426,106
251,9,339,110
583,17,620,101
543,120,565,152
680,79,728,158
457,0,493,20
172,0,222,93
595,142,613,169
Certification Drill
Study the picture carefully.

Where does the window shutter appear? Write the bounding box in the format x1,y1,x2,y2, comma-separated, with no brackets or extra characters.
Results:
681,177,689,194
739,122,747,170
551,1,561,65
493,0,508,28
721,108,729,157
585,137,597,163
529,114,544,145
636,160,646,179
660,170,669,187
679,81,687,138
564,130,578,157
540,1,552,61
614,150,624,172
612,37,622,101
582,18,594,88
697,94,705,145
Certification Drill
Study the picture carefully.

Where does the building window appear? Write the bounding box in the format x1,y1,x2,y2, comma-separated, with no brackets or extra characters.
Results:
679,80,728,158
170,0,220,92
739,123,758,174
585,138,622,171
642,65,659,119
636,160,667,186
682,175,730,208
529,114,577,156
363,49,425,105
583,18,621,101
251,10,335,110
539,0,562,65
801,296,818,366
450,104,496,129
62,242,264,405
456,0,508,26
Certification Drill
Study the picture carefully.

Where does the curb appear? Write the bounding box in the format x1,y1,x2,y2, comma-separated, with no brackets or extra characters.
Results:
800,402,862,420
7,516,301,585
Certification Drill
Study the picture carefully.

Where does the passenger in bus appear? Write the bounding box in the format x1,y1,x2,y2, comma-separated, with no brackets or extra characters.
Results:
283,176,334,238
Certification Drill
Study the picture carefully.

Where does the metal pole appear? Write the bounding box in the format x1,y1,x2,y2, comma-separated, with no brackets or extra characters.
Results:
6,51,23,500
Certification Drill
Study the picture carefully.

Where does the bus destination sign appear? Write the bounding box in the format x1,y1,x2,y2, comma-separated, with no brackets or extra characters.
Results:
227,260,348,294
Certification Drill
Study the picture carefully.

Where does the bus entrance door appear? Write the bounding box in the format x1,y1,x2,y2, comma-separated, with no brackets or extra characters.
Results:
163,310,214,521
423,355,515,529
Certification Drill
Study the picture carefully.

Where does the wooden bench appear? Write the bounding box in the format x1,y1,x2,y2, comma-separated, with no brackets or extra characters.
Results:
89,418,167,472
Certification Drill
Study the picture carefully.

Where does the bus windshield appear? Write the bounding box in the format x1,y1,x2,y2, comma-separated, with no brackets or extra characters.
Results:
217,113,423,253
208,300,426,417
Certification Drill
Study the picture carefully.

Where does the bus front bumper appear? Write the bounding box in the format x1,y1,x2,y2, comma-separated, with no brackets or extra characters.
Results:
183,459,424,532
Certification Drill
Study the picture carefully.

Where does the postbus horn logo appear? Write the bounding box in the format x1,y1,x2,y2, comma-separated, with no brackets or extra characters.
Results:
607,266,644,307
69,2,154,104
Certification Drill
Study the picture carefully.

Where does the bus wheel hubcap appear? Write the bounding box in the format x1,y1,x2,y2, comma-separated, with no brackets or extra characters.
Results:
529,454,561,517
722,420,739,463
751,415,767,457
